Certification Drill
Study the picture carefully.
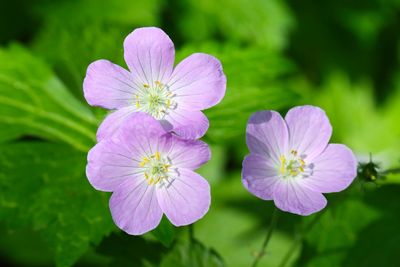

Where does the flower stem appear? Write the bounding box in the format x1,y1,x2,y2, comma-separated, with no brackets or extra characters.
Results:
251,207,280,267
189,224,195,243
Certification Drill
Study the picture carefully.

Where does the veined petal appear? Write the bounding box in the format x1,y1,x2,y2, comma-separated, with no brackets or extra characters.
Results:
112,112,170,159
162,109,209,139
156,168,210,226
124,27,175,86
246,111,289,165
166,138,211,170
83,59,137,109
285,106,332,161
300,144,357,193
273,179,327,216
86,139,143,192
168,53,226,110
110,179,163,235
96,107,134,141
242,154,280,200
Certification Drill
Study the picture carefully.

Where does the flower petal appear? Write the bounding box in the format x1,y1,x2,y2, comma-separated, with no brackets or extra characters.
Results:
96,107,135,141
110,179,163,235
83,59,137,109
273,179,327,216
285,106,332,160
112,112,171,159
116,111,166,136
124,27,175,86
86,139,143,192
246,111,289,165
242,154,280,200
166,138,210,170
156,168,210,226
168,53,226,110
300,144,357,193
162,109,209,139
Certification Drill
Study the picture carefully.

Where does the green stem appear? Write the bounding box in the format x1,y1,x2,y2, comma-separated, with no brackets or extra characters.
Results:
251,207,280,267
189,224,195,243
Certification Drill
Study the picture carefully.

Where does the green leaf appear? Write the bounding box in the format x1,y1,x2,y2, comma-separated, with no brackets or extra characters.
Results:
33,21,129,100
32,0,164,100
177,0,294,50
34,0,164,26
0,45,97,151
149,216,176,248
160,239,225,267
341,185,400,267
0,142,114,267
294,188,381,267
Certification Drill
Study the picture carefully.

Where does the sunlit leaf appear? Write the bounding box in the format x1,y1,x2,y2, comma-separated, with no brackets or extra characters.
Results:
0,45,97,151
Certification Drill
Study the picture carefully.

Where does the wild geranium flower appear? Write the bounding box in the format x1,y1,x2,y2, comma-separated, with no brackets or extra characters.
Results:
86,112,211,235
242,106,357,216
83,27,226,140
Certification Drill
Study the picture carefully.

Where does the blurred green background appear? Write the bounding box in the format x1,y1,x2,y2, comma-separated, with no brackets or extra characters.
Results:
1,0,400,266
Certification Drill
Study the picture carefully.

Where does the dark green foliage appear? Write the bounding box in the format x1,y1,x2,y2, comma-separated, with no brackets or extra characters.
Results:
0,142,114,267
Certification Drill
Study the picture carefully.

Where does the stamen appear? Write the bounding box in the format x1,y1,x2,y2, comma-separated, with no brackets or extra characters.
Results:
279,155,286,174
134,81,175,119
279,151,307,178
139,157,149,167
139,151,170,186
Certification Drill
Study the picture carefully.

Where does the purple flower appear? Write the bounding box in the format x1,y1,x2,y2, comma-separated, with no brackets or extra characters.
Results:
86,112,211,235
83,27,226,140
242,106,357,216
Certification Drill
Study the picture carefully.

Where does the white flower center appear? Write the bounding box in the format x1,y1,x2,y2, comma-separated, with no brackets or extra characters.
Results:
139,151,173,186
279,149,312,178
134,81,176,119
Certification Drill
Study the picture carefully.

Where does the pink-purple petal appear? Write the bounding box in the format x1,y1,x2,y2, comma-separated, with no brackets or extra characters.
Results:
156,168,210,226
110,179,163,235
124,27,175,86
83,59,136,109
273,180,327,216
116,112,166,137
112,113,171,159
163,109,209,139
168,53,226,110
166,138,211,170
86,139,142,192
242,154,280,200
285,106,332,161
96,107,134,141
246,111,289,164
300,144,357,193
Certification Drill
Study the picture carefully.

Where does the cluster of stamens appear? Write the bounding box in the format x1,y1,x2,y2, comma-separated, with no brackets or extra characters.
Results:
139,151,171,186
134,80,176,119
279,150,307,178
